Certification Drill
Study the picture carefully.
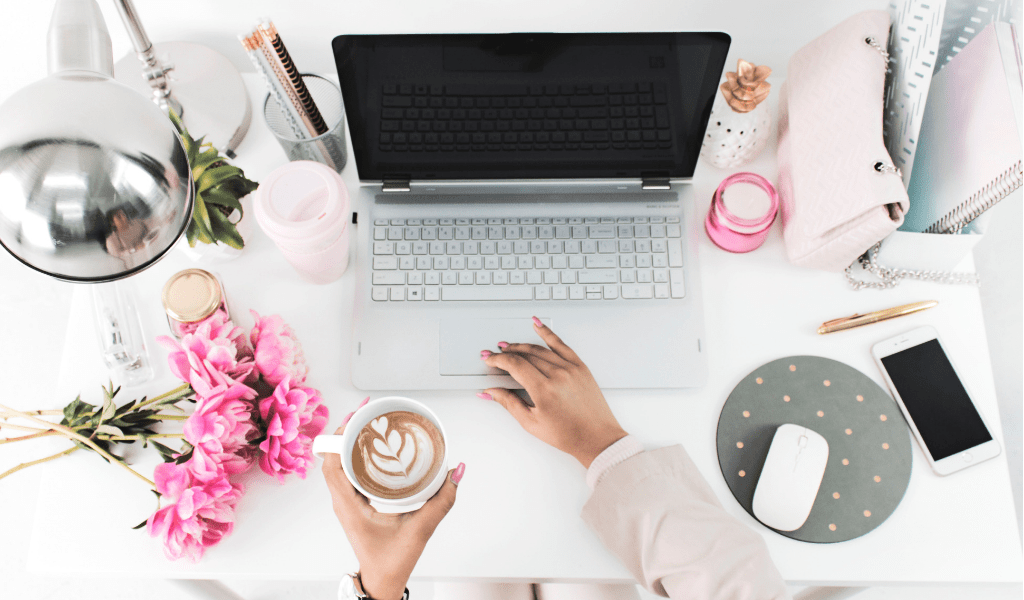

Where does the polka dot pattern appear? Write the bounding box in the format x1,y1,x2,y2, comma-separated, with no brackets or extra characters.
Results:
717,355,912,544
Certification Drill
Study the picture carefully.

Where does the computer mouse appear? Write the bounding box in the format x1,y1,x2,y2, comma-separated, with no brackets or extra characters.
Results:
752,423,829,532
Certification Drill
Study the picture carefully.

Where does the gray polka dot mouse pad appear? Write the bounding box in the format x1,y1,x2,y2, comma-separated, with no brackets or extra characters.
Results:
716,356,912,543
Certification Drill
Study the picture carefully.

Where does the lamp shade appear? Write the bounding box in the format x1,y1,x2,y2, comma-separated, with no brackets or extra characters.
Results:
0,0,192,282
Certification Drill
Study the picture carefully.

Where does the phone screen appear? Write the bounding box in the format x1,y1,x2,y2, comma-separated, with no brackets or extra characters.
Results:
881,339,992,460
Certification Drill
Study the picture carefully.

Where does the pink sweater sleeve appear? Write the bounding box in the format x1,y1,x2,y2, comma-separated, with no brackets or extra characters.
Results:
581,444,789,600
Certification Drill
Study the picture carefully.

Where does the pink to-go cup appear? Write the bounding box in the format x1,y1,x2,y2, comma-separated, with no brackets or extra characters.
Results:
705,172,779,253
254,161,350,284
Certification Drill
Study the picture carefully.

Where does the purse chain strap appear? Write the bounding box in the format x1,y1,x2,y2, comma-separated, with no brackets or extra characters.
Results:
844,36,982,291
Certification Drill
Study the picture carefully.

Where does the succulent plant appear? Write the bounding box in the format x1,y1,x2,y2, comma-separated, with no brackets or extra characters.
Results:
169,111,259,249
720,59,772,113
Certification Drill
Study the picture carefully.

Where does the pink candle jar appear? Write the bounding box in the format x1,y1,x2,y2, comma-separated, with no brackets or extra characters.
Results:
705,172,779,253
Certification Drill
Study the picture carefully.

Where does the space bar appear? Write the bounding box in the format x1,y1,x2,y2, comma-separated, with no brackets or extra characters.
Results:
442,287,534,301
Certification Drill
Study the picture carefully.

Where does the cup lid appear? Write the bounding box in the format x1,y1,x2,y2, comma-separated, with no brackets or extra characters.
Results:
162,268,221,322
254,161,348,241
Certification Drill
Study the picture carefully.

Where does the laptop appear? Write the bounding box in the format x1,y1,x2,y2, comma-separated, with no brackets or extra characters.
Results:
332,32,731,390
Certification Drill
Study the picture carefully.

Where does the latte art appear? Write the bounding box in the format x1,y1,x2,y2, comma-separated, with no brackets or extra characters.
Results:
350,411,445,499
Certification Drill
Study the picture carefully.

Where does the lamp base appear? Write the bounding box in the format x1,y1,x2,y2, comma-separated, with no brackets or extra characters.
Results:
115,41,251,157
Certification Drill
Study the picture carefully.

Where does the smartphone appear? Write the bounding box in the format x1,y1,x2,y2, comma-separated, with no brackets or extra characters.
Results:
872,325,1001,476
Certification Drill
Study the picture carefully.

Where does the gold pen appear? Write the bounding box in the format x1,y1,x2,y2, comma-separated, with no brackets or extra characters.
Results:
817,301,939,334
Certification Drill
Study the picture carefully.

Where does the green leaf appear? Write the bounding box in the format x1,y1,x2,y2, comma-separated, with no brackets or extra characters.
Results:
96,424,124,437
207,205,245,249
114,399,137,417
185,221,198,247
100,395,117,422
197,165,244,194
131,519,149,530
201,187,243,214
191,194,216,244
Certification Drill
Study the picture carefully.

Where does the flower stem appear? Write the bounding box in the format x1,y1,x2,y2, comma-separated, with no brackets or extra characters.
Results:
0,403,156,491
134,383,192,412
0,422,50,434
0,409,61,417
0,430,61,445
0,446,79,482
153,414,189,421
101,433,184,441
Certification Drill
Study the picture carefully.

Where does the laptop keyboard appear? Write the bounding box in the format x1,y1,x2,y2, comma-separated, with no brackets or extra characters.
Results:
378,83,673,153
370,216,685,302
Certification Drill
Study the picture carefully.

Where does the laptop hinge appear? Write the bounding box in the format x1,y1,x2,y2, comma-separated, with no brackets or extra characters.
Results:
641,176,671,190
382,177,411,192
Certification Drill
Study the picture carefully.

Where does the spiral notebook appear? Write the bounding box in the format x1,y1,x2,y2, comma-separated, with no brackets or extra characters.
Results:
901,21,1023,234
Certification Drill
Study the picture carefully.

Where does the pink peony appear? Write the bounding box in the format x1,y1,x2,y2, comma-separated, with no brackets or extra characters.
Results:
183,381,260,478
257,377,328,482
249,311,308,388
158,328,255,396
198,310,253,361
147,461,244,562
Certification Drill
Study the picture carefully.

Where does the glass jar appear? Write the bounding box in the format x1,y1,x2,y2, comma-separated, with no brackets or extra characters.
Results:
161,268,230,338
705,172,779,253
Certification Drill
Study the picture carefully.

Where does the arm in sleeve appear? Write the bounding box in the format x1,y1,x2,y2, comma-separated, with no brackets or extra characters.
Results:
581,443,788,600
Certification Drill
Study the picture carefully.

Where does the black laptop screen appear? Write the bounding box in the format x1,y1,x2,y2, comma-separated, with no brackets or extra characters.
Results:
332,33,731,181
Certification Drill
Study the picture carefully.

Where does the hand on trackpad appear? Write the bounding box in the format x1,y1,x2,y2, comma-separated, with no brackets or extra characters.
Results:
439,317,551,377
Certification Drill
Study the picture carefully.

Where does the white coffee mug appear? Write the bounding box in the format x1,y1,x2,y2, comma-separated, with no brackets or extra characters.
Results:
313,396,448,513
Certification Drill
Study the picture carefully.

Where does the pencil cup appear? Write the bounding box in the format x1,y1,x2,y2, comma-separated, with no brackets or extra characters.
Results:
253,161,350,284
263,74,348,172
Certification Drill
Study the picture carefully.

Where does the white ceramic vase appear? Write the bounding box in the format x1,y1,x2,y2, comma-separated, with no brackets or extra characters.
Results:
700,95,772,169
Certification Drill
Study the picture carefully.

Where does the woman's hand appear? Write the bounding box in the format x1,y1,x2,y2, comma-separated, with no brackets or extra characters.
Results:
322,400,465,600
480,318,628,468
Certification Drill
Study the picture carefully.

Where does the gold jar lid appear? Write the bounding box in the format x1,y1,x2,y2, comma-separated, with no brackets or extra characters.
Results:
162,268,222,323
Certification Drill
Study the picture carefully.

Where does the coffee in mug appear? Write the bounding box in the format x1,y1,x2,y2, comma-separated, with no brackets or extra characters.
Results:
350,410,445,500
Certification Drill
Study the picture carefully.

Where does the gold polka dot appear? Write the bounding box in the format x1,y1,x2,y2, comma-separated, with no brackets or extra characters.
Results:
880,414,888,421
845,428,853,435
739,470,746,477
842,459,850,466
824,380,831,387
789,365,796,372
864,510,872,517
874,475,881,483
743,410,750,418
817,410,825,417
833,492,840,499
882,443,890,450
829,523,837,531
736,442,744,449
856,395,864,402
756,377,763,384
783,395,791,402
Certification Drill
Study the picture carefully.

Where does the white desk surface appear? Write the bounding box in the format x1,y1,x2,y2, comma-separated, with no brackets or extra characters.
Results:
22,76,1022,585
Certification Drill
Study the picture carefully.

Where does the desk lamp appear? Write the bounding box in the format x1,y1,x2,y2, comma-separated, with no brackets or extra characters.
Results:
0,0,194,385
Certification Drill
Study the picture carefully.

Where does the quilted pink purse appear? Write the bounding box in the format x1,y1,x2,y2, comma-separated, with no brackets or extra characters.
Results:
777,11,908,272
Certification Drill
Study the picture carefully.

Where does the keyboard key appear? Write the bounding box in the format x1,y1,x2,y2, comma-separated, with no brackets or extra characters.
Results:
433,256,449,269
451,256,467,270
399,256,415,269
459,272,474,284
603,285,619,299
555,226,571,239
581,240,598,254
587,292,602,300
654,269,669,283
651,239,668,253
493,271,509,284
668,239,683,267
416,256,431,270
527,271,543,284
413,242,428,255
372,287,389,301
373,272,405,285
476,272,491,284
510,271,526,285
388,226,404,240
544,271,559,284
430,241,446,255
561,270,577,284
479,241,494,254
651,224,667,238
585,255,616,268
425,287,440,301
531,241,546,254
577,270,618,284
598,240,616,253
535,286,551,300
589,225,616,238
535,256,551,269
442,287,534,301
373,242,395,255
374,227,387,240
547,240,563,254
569,285,586,300
654,284,670,299
396,242,412,255
408,287,423,301
426,272,441,285
373,256,398,270
652,254,668,268
637,270,653,283
442,272,458,285
667,224,682,238
552,286,568,300
390,287,406,301
621,284,654,299
670,269,685,298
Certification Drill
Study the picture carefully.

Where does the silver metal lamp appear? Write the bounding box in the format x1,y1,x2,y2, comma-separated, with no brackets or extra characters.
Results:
0,0,196,384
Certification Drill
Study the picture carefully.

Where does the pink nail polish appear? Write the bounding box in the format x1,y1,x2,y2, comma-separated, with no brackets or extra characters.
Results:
341,411,355,426
480,350,492,359
476,392,493,400
358,396,370,409
497,341,509,349
532,316,543,328
451,462,466,485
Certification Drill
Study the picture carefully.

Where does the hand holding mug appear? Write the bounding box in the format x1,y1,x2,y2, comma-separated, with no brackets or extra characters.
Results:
322,399,465,600
481,318,628,468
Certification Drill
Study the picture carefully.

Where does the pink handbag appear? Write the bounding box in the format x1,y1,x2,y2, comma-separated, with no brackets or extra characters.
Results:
777,11,908,272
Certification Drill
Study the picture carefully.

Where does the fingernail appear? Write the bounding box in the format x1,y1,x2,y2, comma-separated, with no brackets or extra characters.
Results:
497,341,509,349
451,462,466,485
358,396,370,408
480,350,492,359
341,411,355,426
532,316,543,328
476,392,493,400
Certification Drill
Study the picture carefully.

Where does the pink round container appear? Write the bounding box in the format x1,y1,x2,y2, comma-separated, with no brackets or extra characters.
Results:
254,161,350,284
705,172,779,253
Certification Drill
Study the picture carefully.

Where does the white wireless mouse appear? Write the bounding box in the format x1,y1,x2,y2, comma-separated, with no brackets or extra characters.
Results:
752,423,829,532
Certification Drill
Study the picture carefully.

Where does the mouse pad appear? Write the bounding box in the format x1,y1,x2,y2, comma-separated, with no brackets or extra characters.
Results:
439,317,552,377
717,356,912,543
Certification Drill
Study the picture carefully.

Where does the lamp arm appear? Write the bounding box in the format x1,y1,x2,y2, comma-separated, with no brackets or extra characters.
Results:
111,0,182,116
47,0,114,77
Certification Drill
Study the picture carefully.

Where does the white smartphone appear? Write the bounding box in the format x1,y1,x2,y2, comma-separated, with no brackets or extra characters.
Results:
872,325,1001,476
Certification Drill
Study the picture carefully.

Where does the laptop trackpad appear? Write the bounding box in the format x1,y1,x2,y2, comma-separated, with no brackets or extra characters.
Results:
439,317,551,376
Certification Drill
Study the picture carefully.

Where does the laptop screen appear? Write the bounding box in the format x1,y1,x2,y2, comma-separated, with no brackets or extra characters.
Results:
332,32,731,181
